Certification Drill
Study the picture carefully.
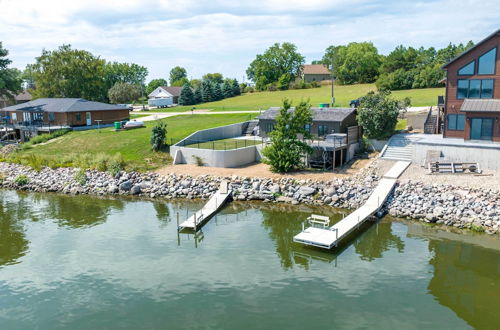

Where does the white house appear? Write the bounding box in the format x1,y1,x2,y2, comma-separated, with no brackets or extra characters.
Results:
148,86,182,107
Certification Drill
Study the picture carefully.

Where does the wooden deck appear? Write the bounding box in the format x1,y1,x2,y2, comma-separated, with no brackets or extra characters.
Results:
293,161,411,249
178,181,232,231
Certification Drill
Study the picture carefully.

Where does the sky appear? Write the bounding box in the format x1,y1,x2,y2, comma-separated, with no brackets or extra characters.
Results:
0,0,499,82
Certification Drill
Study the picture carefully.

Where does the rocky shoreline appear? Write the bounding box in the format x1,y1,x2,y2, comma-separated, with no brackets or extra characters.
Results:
0,161,498,234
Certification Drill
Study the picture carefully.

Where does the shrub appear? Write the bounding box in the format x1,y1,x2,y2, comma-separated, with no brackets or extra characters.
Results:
244,86,255,93
14,174,29,186
151,120,168,151
108,153,125,176
192,155,204,166
357,90,411,139
74,168,87,185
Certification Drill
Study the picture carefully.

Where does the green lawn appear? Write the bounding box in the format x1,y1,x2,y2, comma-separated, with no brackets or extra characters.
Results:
130,114,150,119
396,119,408,130
151,84,444,112
21,113,257,171
183,138,262,150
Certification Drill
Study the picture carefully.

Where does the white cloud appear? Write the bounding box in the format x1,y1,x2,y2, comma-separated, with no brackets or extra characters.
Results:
0,0,498,80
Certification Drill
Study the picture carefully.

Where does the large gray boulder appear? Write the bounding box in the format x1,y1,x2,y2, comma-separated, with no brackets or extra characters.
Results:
298,186,315,196
131,185,141,195
119,180,132,191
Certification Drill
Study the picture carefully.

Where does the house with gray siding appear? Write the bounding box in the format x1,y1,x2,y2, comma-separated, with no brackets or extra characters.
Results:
258,107,358,138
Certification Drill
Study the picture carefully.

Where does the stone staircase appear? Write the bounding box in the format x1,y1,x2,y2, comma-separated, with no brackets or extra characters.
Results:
244,120,258,135
380,135,418,161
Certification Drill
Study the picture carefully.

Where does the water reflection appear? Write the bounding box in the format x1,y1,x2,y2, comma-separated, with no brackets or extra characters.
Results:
0,194,29,267
408,224,500,329
353,220,405,261
38,194,125,228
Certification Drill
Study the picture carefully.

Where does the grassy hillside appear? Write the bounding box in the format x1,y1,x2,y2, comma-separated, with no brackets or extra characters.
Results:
18,113,257,171
158,84,444,112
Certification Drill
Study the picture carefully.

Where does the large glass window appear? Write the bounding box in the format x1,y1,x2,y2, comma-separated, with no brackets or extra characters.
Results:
468,80,481,98
318,125,329,136
478,48,496,75
457,80,469,99
481,79,494,98
304,124,311,133
447,114,465,131
76,113,81,121
458,60,475,75
456,79,495,99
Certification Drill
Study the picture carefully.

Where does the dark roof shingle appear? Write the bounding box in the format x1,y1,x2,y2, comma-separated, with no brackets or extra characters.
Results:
1,98,131,112
161,86,183,97
259,107,356,122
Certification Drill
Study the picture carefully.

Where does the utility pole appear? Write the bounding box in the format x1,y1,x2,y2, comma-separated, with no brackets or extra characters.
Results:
329,64,335,106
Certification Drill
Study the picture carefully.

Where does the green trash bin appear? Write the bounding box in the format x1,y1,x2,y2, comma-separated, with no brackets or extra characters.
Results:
114,121,121,130
319,103,330,108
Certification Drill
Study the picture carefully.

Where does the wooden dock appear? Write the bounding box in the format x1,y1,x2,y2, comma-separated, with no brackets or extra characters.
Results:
293,161,411,249
178,181,232,231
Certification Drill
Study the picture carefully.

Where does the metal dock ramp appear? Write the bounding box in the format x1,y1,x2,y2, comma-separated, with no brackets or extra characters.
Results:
293,161,411,249
178,181,232,231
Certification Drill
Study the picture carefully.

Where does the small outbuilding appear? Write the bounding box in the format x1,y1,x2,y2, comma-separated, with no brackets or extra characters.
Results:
148,86,183,107
258,107,358,138
302,64,331,82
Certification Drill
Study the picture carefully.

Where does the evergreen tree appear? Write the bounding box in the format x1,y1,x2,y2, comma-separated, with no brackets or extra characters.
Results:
212,82,223,101
262,99,313,173
222,81,233,98
201,80,213,102
194,87,202,104
232,79,241,96
178,83,195,105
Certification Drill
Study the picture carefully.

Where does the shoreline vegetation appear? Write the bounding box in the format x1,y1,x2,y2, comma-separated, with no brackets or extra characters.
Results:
1,160,498,235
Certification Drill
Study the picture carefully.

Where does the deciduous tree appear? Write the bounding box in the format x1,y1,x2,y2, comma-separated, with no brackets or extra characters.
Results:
169,66,187,86
107,82,141,104
246,42,304,91
357,90,410,139
0,42,22,102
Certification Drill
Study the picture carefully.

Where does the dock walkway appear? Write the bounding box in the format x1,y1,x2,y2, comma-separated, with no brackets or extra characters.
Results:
293,161,411,249
178,181,232,231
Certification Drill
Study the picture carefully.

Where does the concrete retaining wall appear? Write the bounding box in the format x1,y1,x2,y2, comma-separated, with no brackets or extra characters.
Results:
171,145,260,168
414,142,500,170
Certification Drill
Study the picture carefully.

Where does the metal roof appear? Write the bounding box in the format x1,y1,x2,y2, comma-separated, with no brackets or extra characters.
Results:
1,98,131,112
460,99,500,112
258,107,356,122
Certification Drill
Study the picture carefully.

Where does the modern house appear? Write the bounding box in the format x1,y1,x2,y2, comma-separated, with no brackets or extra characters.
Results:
442,28,499,142
302,64,331,82
258,107,358,138
148,86,183,107
1,98,130,140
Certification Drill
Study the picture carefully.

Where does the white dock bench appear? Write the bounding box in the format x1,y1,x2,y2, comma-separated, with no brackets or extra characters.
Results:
293,161,411,249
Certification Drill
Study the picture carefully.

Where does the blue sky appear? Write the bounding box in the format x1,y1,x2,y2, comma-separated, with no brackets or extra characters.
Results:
1,0,498,82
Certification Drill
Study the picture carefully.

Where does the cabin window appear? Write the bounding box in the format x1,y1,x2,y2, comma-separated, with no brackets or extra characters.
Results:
48,112,55,121
477,47,496,75
447,114,465,131
76,113,81,121
11,113,17,121
318,125,329,137
458,60,475,75
468,80,481,98
304,124,311,133
265,122,274,133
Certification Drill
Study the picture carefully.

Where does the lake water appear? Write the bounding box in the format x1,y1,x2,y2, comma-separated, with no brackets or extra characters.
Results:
1,190,499,329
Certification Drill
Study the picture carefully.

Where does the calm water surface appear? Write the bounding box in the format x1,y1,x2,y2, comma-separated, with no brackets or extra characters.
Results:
0,190,499,329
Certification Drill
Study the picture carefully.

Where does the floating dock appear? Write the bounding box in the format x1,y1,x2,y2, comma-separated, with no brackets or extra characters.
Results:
293,161,411,249
178,181,232,231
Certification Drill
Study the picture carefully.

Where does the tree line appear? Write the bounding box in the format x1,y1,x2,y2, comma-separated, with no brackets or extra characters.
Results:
247,40,475,91
146,70,242,106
